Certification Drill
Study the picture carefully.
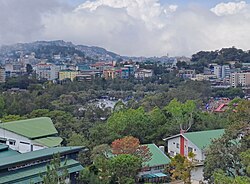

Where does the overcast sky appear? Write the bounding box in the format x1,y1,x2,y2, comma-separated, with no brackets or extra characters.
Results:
1,0,250,57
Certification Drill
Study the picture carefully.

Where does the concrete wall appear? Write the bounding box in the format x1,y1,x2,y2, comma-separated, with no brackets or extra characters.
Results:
167,135,204,162
0,128,46,153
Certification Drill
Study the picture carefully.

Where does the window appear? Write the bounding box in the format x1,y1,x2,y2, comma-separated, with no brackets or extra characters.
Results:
9,139,16,146
20,141,30,145
0,137,7,144
176,143,179,148
188,147,193,153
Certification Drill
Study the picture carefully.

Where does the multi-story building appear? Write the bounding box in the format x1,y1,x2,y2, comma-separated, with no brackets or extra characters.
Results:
221,65,231,79
59,70,79,81
0,67,5,83
135,69,153,80
0,144,86,183
0,117,63,153
213,65,222,79
214,65,231,79
35,62,60,80
231,72,250,87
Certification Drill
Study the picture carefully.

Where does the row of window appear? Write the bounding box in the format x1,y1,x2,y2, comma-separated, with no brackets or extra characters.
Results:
0,137,30,146
172,142,196,152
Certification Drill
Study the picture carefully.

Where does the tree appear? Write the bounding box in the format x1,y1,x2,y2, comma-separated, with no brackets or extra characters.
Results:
42,153,69,184
213,169,250,184
26,64,33,75
108,154,142,184
164,99,196,132
204,122,250,183
111,136,152,162
169,152,196,184
0,95,5,117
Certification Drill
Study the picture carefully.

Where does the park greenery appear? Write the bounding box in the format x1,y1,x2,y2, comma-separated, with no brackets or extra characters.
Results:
0,70,249,183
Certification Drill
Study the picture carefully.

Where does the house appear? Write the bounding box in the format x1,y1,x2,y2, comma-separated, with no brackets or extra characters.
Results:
0,117,63,153
164,129,224,162
59,70,79,81
137,144,171,183
35,62,60,81
164,129,224,182
0,144,86,184
134,69,153,80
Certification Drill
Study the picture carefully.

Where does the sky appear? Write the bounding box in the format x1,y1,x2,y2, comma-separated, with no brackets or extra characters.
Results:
1,0,250,57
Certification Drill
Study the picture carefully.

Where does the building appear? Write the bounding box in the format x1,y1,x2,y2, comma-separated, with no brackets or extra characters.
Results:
178,69,196,79
35,62,60,80
213,65,222,79
59,70,79,81
0,144,86,183
103,68,121,79
213,65,231,79
0,117,63,153
135,69,153,80
164,129,224,162
137,144,170,183
164,129,224,182
231,72,250,88
0,67,5,83
221,65,231,79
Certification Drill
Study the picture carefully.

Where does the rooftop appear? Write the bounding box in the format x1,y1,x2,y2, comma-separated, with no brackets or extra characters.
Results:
0,146,84,170
0,117,58,139
0,159,83,184
183,129,224,150
143,144,171,167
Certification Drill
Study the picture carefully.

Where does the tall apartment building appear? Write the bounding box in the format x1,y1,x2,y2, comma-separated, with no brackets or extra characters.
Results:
35,62,60,80
214,65,230,79
0,67,5,83
231,72,250,87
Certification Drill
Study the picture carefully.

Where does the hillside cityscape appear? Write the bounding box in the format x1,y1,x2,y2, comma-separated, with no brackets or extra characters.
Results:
0,0,250,184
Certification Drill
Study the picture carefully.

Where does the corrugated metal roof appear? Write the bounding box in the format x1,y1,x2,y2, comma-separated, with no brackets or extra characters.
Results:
143,144,171,167
0,144,20,159
34,137,63,147
0,117,58,139
183,129,224,150
0,146,83,169
0,159,83,184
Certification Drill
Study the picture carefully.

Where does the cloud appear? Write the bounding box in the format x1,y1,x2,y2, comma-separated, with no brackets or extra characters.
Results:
0,0,64,45
1,0,250,57
211,1,247,16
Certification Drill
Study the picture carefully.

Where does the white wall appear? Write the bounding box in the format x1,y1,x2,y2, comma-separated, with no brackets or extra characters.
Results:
167,135,204,162
0,128,46,153
191,165,204,182
167,137,181,157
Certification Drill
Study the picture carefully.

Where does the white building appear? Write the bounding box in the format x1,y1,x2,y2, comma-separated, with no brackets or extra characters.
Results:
221,65,231,79
35,62,60,80
164,129,224,182
0,67,5,83
231,72,250,88
0,117,62,153
135,69,153,79
214,65,231,79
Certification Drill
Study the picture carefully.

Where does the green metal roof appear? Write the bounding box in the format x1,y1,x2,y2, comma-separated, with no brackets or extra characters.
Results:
143,144,171,167
183,129,225,150
0,117,58,139
0,144,20,159
0,146,84,170
34,137,63,147
0,159,83,184
0,144,8,151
